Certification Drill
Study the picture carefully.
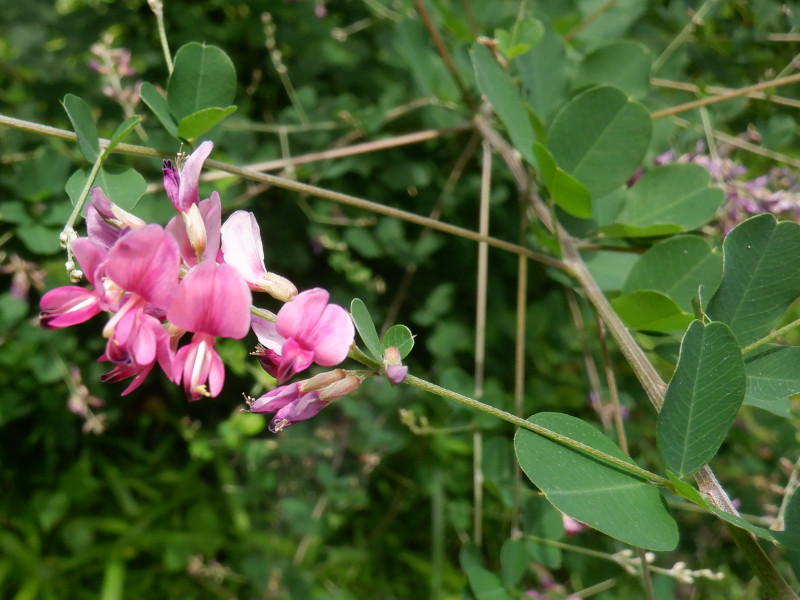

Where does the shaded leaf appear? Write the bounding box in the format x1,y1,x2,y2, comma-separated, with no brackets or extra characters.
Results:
623,236,723,313
574,41,652,98
471,43,537,166
707,214,800,345
515,412,678,551
140,82,178,138
745,344,800,406
547,85,650,198
657,321,746,478
608,164,724,236
350,298,382,361
517,27,567,121
465,566,512,600
533,142,591,218
66,165,146,211
63,94,100,162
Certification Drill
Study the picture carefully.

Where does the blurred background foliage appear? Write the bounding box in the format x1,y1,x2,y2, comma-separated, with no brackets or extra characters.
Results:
3,0,800,598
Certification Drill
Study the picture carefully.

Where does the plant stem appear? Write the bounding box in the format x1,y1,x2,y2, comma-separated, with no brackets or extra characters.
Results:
724,522,800,599
148,0,173,75
742,315,800,354
401,374,670,486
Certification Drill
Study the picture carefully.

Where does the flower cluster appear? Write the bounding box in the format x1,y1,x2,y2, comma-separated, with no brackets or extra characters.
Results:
653,139,800,234
89,34,141,112
40,142,356,430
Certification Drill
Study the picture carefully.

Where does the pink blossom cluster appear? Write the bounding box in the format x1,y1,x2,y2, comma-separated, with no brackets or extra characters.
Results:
652,140,800,234
40,141,356,431
89,35,141,109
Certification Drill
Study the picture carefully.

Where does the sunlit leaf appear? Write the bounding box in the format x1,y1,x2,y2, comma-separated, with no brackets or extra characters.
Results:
350,298,383,361
63,94,100,162
168,42,237,121
611,290,693,332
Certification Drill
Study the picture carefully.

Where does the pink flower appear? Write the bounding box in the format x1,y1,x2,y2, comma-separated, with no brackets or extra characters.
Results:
40,237,110,329
85,186,146,250
561,513,588,535
163,141,214,213
270,288,354,382
249,383,324,432
167,262,252,399
101,225,180,366
383,346,408,384
220,210,297,301
166,193,222,267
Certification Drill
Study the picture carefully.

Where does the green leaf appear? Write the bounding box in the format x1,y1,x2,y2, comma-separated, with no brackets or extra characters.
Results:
657,321,746,478
573,41,652,99
168,42,237,121
785,486,800,579
517,27,567,121
140,82,178,138
547,85,650,198
532,142,591,218
581,249,640,291
381,324,414,359
515,412,679,551
667,473,800,550
611,290,693,332
465,566,513,600
350,298,383,361
623,236,723,313
608,164,724,236
100,556,125,600
495,18,544,61
177,106,237,142
471,43,537,166
500,539,527,588
707,214,800,345
16,224,62,254
102,115,141,159
63,94,100,162
745,344,800,404
66,165,147,211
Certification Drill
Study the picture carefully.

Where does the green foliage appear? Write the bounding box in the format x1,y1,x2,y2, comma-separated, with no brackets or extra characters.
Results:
515,413,679,551
7,0,800,598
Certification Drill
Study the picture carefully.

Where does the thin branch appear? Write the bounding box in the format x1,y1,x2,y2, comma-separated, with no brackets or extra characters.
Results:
651,77,800,110
412,0,477,112
564,0,618,43
651,72,800,119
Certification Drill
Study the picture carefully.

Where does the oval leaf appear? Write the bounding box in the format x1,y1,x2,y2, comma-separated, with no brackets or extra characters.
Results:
745,344,800,404
573,41,652,99
471,43,537,166
465,566,513,600
168,43,237,121
66,165,146,212
381,324,414,358
613,164,724,233
708,214,800,345
515,412,679,551
140,82,178,138
63,94,100,162
350,298,382,361
623,236,723,313
657,320,746,478
611,290,693,332
547,85,651,198
177,106,237,142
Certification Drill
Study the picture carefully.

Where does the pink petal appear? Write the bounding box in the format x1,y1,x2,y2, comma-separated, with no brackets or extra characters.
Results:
39,286,102,329
71,237,108,289
251,314,283,352
177,141,214,212
276,288,328,341
250,382,301,413
303,303,354,366
220,210,267,284
166,193,222,266
167,262,251,339
106,225,179,309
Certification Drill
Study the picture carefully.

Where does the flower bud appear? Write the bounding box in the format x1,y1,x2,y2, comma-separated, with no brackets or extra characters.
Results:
300,368,346,393
182,202,207,260
257,271,298,302
318,374,361,403
382,346,408,385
